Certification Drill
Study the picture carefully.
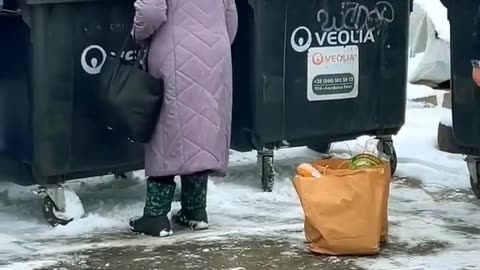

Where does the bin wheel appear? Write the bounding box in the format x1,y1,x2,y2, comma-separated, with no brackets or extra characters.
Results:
261,154,275,192
378,140,397,176
42,197,73,227
307,143,332,153
467,157,480,199
470,176,480,199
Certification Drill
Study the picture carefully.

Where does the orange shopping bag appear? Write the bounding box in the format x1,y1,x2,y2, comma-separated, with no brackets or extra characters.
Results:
293,159,391,256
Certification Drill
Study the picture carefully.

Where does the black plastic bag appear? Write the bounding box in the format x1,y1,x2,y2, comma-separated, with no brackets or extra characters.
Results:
98,35,163,143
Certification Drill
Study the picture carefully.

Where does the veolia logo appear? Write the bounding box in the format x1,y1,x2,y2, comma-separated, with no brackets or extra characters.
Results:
312,53,324,65
81,45,107,75
290,26,312,53
81,45,136,75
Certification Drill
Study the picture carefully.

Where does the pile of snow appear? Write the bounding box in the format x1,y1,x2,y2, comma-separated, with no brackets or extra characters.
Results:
409,0,451,84
52,189,85,222
0,260,59,270
440,108,453,127
407,82,447,103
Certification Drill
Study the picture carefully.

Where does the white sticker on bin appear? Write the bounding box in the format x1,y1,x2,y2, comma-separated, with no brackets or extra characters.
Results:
307,45,359,101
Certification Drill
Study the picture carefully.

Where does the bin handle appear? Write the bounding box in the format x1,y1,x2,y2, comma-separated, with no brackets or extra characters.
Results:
0,8,21,16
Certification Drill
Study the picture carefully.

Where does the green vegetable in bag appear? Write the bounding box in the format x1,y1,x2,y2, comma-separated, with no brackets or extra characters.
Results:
349,153,383,169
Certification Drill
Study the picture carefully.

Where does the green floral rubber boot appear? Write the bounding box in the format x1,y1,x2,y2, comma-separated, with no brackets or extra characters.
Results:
130,179,175,237
172,174,209,230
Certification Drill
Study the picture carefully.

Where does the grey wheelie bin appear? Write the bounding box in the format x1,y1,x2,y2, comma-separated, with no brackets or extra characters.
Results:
443,0,480,198
0,0,143,226
231,0,411,191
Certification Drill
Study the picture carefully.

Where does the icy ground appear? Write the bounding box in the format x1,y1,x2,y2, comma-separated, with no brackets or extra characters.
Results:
1,89,480,270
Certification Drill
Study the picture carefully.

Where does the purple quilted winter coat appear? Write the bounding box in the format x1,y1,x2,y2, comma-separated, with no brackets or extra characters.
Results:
133,0,238,177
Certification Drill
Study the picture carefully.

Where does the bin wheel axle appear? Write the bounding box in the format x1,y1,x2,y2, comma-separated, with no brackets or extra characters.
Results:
258,150,275,192
377,138,398,176
466,156,480,199
470,176,480,199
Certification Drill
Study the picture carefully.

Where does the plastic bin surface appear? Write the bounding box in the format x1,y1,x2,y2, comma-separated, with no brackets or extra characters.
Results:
449,0,480,153
0,1,144,185
231,0,409,151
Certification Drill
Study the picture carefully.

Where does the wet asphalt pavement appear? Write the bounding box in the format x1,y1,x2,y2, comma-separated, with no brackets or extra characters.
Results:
35,232,458,270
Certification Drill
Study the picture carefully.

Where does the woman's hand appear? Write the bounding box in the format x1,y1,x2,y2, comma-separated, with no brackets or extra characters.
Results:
473,67,480,87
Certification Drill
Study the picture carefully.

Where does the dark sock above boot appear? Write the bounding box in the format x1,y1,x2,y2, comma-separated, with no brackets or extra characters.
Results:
180,174,208,210
173,173,209,230
144,178,176,217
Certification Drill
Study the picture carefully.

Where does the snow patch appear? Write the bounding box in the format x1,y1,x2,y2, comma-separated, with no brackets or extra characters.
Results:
54,189,85,222
45,213,125,237
407,83,447,101
331,104,470,190
0,260,59,270
357,250,480,270
159,229,174,237
440,108,453,127
396,106,467,191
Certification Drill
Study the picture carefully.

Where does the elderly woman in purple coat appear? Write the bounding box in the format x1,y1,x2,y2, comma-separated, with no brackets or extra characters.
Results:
129,0,238,237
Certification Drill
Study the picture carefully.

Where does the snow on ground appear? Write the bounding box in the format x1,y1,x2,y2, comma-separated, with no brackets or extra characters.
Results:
440,108,453,127
1,83,480,269
333,105,468,194
406,82,448,102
